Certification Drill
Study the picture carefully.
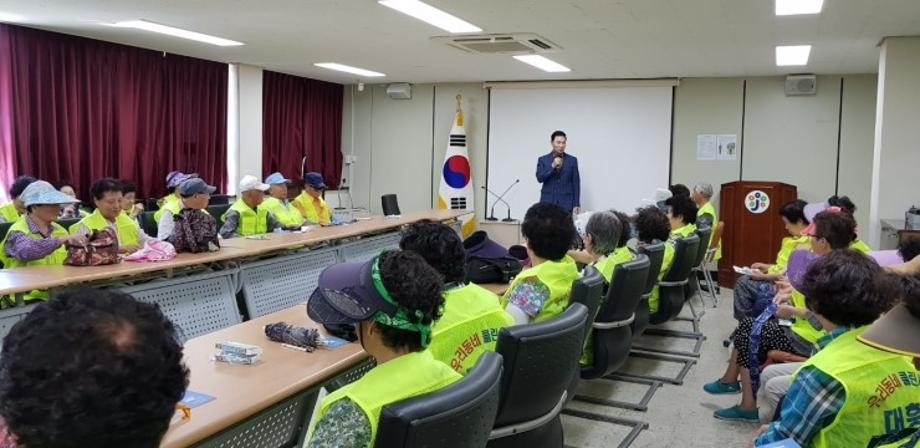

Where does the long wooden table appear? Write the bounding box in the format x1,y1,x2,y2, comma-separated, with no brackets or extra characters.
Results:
0,210,470,297
161,305,369,448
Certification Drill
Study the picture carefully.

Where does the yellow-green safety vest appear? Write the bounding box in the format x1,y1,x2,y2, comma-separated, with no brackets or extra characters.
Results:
261,196,302,228
595,246,635,284
851,239,872,254
0,216,68,302
71,209,140,247
697,201,721,260
580,246,637,366
310,350,461,447
501,255,579,323
769,235,811,274
789,289,826,344
428,283,514,373
648,236,679,314
794,326,919,448
153,194,180,222
294,192,331,224
0,202,20,223
222,199,268,236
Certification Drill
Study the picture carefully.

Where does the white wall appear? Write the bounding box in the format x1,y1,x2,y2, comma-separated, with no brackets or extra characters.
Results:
346,76,878,241
870,37,920,248
343,83,489,217
671,75,877,241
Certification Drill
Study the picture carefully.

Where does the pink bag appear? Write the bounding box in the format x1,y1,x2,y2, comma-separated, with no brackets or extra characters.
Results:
125,240,177,262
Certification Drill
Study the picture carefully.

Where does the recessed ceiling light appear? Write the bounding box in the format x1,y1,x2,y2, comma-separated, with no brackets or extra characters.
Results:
775,0,824,16
513,55,571,73
378,0,481,34
111,20,244,47
776,45,811,66
314,63,386,78
0,11,26,23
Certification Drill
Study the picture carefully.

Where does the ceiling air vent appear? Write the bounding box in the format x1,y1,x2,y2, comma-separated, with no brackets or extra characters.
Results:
432,33,561,55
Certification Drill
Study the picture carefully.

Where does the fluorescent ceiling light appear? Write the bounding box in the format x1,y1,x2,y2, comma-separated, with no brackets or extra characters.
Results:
775,0,824,15
513,55,571,73
378,0,482,34
314,63,386,78
111,20,243,47
0,11,26,22
776,45,811,66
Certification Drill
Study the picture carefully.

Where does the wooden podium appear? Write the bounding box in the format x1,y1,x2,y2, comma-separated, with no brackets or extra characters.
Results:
718,181,798,288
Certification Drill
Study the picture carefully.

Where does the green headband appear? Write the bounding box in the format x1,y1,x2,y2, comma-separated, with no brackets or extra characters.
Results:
370,255,433,348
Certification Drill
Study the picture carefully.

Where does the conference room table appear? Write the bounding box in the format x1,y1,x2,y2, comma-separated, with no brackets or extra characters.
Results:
0,210,472,340
161,305,369,448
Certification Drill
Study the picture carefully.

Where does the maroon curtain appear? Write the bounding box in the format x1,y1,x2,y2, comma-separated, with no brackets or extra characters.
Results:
263,70,343,187
0,24,227,201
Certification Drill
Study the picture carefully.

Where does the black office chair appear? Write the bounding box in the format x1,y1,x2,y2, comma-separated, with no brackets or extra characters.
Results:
208,194,233,206
674,225,712,329
487,303,588,448
0,222,13,244
376,352,503,448
382,194,401,216
614,236,701,386
139,211,158,237
648,234,700,326
563,266,605,404
562,256,655,441
206,204,232,228
631,242,665,338
581,255,650,380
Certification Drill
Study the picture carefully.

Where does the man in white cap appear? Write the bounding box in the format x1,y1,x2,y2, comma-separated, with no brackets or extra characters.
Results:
261,172,304,228
219,175,285,239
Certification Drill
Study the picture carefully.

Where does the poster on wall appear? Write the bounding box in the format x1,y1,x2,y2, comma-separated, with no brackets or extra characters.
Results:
697,134,738,161
717,134,738,160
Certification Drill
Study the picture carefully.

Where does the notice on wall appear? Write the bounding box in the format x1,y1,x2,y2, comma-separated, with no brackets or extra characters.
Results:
697,134,718,160
697,134,738,161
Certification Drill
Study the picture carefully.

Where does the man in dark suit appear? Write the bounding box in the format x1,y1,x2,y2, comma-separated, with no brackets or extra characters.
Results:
536,130,581,214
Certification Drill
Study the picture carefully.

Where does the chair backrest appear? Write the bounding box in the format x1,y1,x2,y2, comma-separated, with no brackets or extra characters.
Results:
582,256,650,379
382,194,401,216
569,265,605,340
661,235,700,283
139,211,158,237
493,303,588,428
0,222,13,244
376,352,503,448
653,235,701,323
638,242,666,296
709,221,725,251
206,204,232,227
692,226,712,268
208,194,234,205
55,217,80,231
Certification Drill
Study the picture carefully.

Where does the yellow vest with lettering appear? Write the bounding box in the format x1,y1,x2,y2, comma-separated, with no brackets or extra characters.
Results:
697,201,721,260
153,194,180,222
501,255,579,323
261,196,302,228
0,203,20,223
429,283,514,373
310,350,461,447
0,217,68,302
794,327,918,448
222,199,268,236
72,209,140,246
874,429,919,448
294,192,331,224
